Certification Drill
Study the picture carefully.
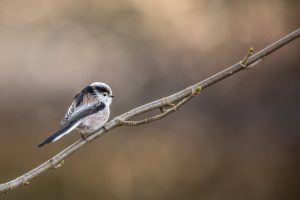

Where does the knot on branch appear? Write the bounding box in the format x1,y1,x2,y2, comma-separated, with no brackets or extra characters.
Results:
159,103,175,113
192,86,202,96
50,160,65,169
22,181,30,186
116,117,136,126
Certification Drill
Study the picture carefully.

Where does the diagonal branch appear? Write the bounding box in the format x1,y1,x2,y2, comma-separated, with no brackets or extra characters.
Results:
0,28,299,194
117,85,202,126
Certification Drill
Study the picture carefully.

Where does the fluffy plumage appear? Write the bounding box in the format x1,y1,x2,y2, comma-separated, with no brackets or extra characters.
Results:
38,82,113,147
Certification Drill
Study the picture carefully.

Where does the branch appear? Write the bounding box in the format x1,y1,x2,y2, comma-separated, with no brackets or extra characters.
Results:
1,28,299,194
117,86,202,126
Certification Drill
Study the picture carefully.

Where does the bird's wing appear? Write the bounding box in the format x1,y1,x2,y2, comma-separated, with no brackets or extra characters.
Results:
60,89,87,126
61,86,99,126
61,99,77,126
38,101,105,147
66,101,106,124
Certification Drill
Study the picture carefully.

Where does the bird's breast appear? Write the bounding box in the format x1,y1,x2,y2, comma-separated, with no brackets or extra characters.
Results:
77,107,110,134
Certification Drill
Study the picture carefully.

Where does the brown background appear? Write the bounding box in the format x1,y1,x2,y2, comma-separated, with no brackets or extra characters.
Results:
0,0,299,199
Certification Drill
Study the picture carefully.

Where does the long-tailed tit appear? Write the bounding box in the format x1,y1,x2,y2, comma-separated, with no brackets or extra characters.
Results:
38,82,113,147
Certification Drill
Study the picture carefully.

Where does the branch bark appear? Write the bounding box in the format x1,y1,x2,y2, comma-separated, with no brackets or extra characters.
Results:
1,28,299,194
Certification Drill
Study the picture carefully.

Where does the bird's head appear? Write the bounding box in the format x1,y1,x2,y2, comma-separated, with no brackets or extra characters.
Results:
89,82,114,106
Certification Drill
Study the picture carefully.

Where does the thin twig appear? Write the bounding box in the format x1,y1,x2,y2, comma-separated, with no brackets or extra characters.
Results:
240,47,254,68
0,28,299,194
117,86,201,126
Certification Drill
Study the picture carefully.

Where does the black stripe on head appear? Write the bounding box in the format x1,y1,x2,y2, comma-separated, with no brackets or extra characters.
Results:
74,86,96,106
85,86,96,94
93,85,110,94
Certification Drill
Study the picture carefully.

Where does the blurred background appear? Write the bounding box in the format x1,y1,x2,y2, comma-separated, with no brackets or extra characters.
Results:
0,0,299,199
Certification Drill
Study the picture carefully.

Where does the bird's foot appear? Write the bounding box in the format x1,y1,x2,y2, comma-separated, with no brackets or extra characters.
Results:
103,125,108,132
81,133,87,140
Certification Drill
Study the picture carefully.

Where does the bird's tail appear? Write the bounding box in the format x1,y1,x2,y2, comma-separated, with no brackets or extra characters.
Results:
38,121,81,147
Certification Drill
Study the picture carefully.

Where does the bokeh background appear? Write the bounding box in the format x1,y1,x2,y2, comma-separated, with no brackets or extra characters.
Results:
0,0,299,199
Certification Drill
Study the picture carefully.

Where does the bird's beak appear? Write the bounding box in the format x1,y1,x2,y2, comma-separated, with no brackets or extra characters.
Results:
110,95,114,98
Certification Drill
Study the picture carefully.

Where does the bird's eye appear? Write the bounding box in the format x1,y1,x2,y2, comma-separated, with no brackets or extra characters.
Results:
103,93,107,96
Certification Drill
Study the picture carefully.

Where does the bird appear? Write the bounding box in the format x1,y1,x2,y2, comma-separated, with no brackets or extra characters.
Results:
38,82,114,147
